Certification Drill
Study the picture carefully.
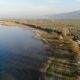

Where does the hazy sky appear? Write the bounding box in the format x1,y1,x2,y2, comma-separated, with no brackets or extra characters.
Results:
0,0,80,18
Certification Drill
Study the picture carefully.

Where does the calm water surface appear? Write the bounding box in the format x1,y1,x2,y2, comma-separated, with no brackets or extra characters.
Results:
0,25,51,80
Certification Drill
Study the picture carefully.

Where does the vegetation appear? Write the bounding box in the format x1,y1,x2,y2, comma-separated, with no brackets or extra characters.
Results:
16,19,80,34
3,19,80,80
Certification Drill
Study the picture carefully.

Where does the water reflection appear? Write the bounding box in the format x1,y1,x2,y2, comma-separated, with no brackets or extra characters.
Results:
0,25,51,80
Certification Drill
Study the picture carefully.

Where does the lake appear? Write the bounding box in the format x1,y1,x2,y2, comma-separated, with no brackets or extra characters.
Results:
0,25,51,80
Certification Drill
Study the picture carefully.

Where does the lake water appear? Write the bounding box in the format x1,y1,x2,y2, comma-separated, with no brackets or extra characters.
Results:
0,25,51,80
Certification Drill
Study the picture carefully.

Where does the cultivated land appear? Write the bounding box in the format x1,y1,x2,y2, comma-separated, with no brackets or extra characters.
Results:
0,19,80,80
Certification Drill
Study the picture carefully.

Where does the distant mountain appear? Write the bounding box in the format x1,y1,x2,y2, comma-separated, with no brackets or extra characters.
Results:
48,10,80,19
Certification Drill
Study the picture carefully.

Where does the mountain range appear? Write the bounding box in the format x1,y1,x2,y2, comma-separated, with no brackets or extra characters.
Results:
47,10,80,19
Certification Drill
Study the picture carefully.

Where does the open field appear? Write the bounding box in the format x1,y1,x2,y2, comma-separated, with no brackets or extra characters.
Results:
15,19,80,35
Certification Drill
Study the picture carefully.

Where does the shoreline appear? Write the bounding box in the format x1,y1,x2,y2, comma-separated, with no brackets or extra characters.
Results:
0,20,80,79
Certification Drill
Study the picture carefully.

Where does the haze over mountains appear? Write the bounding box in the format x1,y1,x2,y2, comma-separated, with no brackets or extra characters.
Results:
47,10,80,19
1,10,80,19
16,10,80,19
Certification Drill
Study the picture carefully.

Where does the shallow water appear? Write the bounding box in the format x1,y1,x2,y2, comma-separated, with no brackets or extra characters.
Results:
0,25,51,80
